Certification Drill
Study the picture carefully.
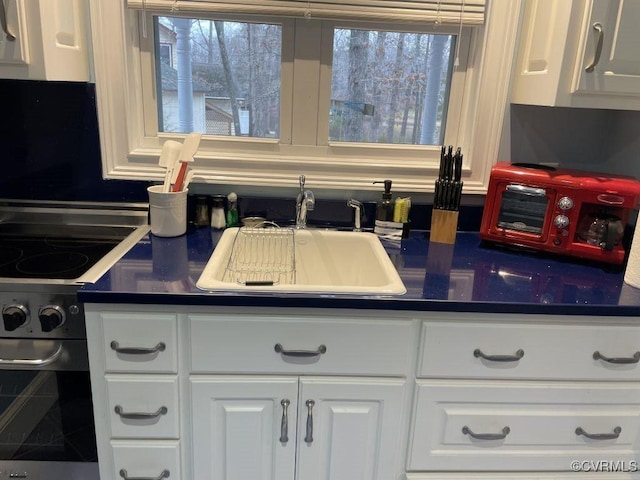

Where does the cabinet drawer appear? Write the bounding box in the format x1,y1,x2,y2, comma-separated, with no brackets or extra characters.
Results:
106,375,179,439
418,321,640,380
100,313,178,373
408,380,640,472
111,440,180,480
189,314,413,375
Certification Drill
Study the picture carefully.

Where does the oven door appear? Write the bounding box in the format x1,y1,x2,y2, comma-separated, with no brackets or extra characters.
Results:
488,183,556,243
0,339,98,480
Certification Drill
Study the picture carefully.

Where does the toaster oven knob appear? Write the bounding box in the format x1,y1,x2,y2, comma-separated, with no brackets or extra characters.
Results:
554,214,570,229
2,305,29,331
557,197,574,210
38,305,66,332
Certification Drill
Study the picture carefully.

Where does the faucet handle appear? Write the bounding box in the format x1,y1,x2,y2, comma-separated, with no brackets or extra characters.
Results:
299,175,306,191
347,198,364,232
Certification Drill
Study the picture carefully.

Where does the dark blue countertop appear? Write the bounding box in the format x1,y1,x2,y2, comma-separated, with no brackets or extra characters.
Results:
78,226,640,316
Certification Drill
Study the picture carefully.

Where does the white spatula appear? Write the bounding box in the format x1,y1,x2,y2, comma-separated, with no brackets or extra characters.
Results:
158,140,182,193
172,132,202,192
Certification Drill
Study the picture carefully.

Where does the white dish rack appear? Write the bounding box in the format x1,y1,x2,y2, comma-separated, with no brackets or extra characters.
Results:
222,227,295,285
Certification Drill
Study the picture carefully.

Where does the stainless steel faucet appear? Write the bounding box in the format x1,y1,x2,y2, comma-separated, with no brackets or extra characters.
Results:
347,198,363,232
295,175,315,229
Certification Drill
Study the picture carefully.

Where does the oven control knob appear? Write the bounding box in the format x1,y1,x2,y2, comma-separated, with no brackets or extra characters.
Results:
557,197,574,210
554,215,570,229
2,305,29,331
38,305,66,332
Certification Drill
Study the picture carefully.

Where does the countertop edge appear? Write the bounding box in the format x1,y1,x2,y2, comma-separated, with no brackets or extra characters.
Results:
77,290,640,317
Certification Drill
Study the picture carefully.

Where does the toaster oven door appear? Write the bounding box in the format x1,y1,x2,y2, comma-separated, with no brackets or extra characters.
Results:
492,183,555,241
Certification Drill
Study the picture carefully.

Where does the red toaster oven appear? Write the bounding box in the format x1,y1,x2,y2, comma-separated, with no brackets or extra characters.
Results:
479,162,640,264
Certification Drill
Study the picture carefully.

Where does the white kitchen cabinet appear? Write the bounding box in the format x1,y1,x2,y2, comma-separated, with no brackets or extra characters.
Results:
512,0,640,110
191,377,299,480
408,313,640,477
408,379,640,472
86,305,413,480
0,0,90,81
191,376,406,480
85,304,640,480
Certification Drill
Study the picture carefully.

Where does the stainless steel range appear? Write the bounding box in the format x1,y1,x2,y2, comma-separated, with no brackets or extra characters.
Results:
0,200,149,480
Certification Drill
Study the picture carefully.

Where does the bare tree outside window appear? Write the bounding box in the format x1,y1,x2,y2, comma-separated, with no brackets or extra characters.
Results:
330,29,454,145
155,17,281,138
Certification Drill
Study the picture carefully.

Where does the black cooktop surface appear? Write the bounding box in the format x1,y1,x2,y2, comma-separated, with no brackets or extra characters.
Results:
0,224,135,280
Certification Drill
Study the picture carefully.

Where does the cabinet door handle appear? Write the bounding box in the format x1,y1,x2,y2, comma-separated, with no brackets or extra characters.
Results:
585,22,604,73
304,399,315,443
576,426,621,440
462,425,510,440
280,399,290,443
474,348,524,362
114,405,168,420
111,341,166,355
274,343,326,358
0,0,16,41
593,350,640,364
119,468,170,480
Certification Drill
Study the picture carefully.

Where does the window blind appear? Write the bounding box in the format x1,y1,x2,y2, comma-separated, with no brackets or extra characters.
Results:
127,0,486,26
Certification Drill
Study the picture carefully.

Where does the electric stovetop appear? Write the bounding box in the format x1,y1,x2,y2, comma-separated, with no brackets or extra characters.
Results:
0,224,138,280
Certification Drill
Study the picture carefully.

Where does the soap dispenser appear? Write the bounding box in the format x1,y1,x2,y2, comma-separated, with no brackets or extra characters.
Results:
373,180,394,221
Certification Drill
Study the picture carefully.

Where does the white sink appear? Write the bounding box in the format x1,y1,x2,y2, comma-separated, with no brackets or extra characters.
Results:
196,227,406,295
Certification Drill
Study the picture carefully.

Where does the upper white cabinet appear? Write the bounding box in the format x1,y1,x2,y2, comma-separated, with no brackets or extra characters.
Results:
512,0,640,110
0,0,90,81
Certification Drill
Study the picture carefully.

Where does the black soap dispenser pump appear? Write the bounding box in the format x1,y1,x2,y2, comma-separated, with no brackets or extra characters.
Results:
373,180,394,221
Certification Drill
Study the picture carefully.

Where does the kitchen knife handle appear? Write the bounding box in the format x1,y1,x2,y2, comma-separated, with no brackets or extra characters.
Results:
593,351,640,364
0,1,15,41
474,348,524,362
585,22,604,73
462,425,510,441
575,426,621,441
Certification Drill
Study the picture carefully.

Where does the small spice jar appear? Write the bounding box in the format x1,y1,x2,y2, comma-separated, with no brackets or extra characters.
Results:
210,196,226,230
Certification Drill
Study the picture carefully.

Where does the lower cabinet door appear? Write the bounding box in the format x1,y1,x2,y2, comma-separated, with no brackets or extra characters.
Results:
191,376,299,480
297,377,406,480
408,379,640,472
111,440,181,480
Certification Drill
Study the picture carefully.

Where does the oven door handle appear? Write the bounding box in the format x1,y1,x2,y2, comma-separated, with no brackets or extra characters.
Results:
0,342,63,366
505,184,547,196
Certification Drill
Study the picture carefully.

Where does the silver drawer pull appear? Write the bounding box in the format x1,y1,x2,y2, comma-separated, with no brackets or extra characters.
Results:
114,405,168,420
593,351,640,364
119,468,170,480
280,399,290,443
462,425,510,440
474,348,524,362
111,341,166,355
585,22,604,73
305,399,315,443
576,426,621,440
275,343,326,358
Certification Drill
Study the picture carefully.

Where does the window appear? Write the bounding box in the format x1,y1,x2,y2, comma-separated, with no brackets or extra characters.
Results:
155,17,282,137
329,29,454,145
88,0,523,195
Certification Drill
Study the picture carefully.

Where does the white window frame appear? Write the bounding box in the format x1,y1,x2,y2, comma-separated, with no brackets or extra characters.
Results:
88,0,523,196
